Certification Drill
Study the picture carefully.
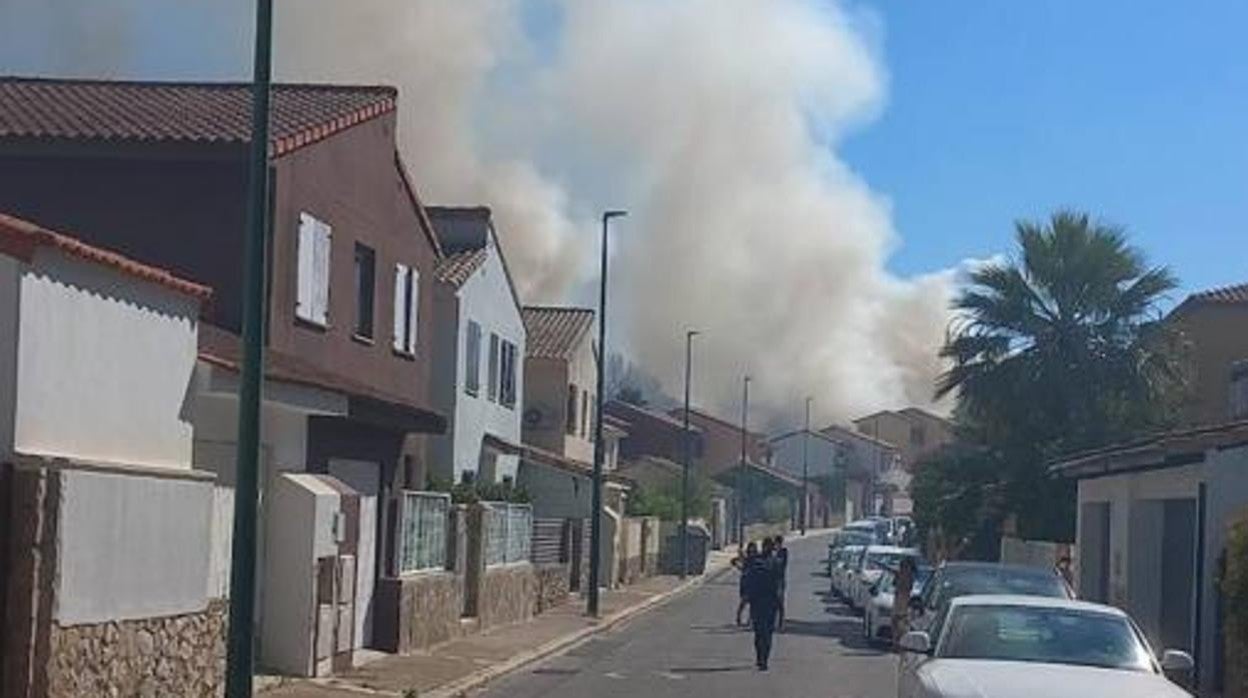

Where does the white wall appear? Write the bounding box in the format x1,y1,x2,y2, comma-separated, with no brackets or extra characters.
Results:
446,245,526,483
770,432,840,480
565,331,597,464
518,463,592,519
55,467,214,624
13,249,199,470
1202,445,1248,685
0,253,18,460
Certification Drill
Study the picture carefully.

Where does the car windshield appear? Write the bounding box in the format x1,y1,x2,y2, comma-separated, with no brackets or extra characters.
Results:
944,567,1071,600
938,605,1155,673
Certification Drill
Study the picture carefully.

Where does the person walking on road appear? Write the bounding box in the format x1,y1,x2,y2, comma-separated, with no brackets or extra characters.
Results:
892,556,917,649
772,535,789,630
732,542,758,626
743,538,781,670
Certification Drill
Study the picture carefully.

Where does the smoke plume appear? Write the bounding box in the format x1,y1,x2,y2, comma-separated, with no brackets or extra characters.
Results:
2,0,960,425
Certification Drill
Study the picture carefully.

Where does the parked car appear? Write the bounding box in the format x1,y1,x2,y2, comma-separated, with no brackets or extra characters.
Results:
896,595,1193,698
848,546,922,610
832,545,866,598
910,562,1074,632
863,565,933,645
828,527,878,574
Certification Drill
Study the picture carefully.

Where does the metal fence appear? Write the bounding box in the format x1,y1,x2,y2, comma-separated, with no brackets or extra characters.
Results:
399,491,450,574
531,518,568,565
484,502,532,566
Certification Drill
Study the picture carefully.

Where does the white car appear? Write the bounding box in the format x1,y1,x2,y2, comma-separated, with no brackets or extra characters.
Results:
863,567,931,645
897,595,1193,698
848,545,920,610
832,545,865,597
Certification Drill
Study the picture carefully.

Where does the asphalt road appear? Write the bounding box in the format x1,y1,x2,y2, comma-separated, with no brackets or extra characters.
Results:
474,534,898,698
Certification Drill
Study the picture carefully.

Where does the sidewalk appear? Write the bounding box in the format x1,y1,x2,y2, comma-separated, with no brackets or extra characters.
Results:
261,554,735,698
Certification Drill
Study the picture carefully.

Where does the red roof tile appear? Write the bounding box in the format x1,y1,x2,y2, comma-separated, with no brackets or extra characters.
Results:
1187,282,1248,305
0,76,396,158
0,211,211,300
523,306,595,360
434,248,488,287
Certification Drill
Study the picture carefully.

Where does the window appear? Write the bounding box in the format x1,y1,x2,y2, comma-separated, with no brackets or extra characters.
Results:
392,263,419,354
353,243,375,339
499,340,517,408
487,333,500,402
566,385,578,434
296,212,331,326
581,389,590,437
398,491,449,574
464,321,482,396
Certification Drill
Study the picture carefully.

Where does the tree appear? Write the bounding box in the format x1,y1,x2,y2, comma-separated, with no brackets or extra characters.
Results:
936,211,1185,540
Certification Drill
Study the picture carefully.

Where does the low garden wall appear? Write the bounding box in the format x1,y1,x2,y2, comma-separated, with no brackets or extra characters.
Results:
479,563,538,629
375,571,465,654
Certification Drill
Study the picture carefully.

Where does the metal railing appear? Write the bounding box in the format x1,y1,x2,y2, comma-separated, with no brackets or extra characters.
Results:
399,491,450,574
484,502,532,566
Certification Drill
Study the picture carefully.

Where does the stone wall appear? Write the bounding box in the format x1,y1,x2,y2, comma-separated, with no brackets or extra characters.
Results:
620,556,643,585
533,563,570,613
478,564,537,629
46,601,225,697
375,572,464,654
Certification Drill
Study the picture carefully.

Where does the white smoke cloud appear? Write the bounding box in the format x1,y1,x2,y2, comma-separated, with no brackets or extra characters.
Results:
2,0,963,425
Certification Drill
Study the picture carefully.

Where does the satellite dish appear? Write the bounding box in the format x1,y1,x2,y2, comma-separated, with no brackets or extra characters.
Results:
524,408,543,428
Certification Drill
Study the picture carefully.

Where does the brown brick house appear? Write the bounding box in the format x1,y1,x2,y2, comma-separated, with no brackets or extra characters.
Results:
0,77,446,653
1168,282,1248,427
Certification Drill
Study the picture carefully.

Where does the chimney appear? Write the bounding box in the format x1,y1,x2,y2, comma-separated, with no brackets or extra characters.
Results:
1231,360,1248,420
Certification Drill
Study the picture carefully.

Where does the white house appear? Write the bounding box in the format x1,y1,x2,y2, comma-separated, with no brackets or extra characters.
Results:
0,212,222,696
769,428,844,527
427,207,526,485
1052,420,1248,695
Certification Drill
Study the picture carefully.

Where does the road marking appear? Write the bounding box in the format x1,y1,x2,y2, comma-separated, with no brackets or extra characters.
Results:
655,671,686,680
604,671,627,679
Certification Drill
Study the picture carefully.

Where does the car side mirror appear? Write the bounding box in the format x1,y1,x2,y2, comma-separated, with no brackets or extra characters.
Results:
898,631,932,654
869,584,880,597
909,596,925,613
1160,649,1194,673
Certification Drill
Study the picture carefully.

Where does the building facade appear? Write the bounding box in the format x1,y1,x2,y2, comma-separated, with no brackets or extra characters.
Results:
1168,283,1248,427
428,207,526,485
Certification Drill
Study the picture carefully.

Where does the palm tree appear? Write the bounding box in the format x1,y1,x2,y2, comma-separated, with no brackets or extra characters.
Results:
935,211,1184,538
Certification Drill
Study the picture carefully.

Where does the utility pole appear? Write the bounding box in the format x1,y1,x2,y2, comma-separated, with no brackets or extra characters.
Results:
737,375,750,544
680,330,699,579
801,396,811,536
587,210,625,617
226,0,273,694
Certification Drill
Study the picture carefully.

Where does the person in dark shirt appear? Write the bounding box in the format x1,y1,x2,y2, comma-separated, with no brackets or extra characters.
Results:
732,542,758,626
772,535,789,630
744,538,781,670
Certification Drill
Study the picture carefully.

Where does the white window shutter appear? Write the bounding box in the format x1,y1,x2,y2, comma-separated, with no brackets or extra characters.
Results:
296,214,316,321
408,268,420,353
392,263,408,351
312,220,332,325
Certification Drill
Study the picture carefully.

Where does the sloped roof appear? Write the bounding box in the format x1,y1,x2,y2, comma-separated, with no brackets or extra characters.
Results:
523,306,595,359
434,248,488,287
1050,420,1248,479
0,211,211,300
0,76,396,158
1171,281,1248,317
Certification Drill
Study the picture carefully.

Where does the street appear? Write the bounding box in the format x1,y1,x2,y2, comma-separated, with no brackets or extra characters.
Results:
475,535,897,698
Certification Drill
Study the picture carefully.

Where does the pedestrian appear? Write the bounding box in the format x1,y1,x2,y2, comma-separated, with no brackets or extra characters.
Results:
733,542,758,626
892,556,916,649
743,537,781,670
1055,555,1074,589
772,535,789,630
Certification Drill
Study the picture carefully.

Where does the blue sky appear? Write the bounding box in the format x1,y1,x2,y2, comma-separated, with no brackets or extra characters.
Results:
839,0,1248,301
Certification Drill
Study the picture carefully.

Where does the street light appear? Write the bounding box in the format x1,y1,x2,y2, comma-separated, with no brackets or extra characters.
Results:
588,209,626,618
226,0,274,694
737,375,750,544
679,329,699,579
801,396,812,536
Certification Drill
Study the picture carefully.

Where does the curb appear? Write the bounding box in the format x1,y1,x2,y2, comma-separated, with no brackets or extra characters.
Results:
424,563,735,698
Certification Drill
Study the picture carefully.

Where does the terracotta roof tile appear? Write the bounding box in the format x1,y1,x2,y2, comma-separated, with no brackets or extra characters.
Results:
0,211,211,299
0,76,396,157
434,248,487,287
1188,282,1248,305
523,306,595,360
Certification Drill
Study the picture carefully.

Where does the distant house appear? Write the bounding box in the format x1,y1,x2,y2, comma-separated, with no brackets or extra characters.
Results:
427,206,526,485
821,423,900,520
606,399,703,465
0,213,219,696
851,408,953,516
1051,419,1248,695
0,77,447,659
1168,282,1248,427
768,429,845,528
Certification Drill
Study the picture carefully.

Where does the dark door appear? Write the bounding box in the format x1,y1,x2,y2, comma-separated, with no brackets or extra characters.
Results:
1080,501,1111,603
1160,498,1197,653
